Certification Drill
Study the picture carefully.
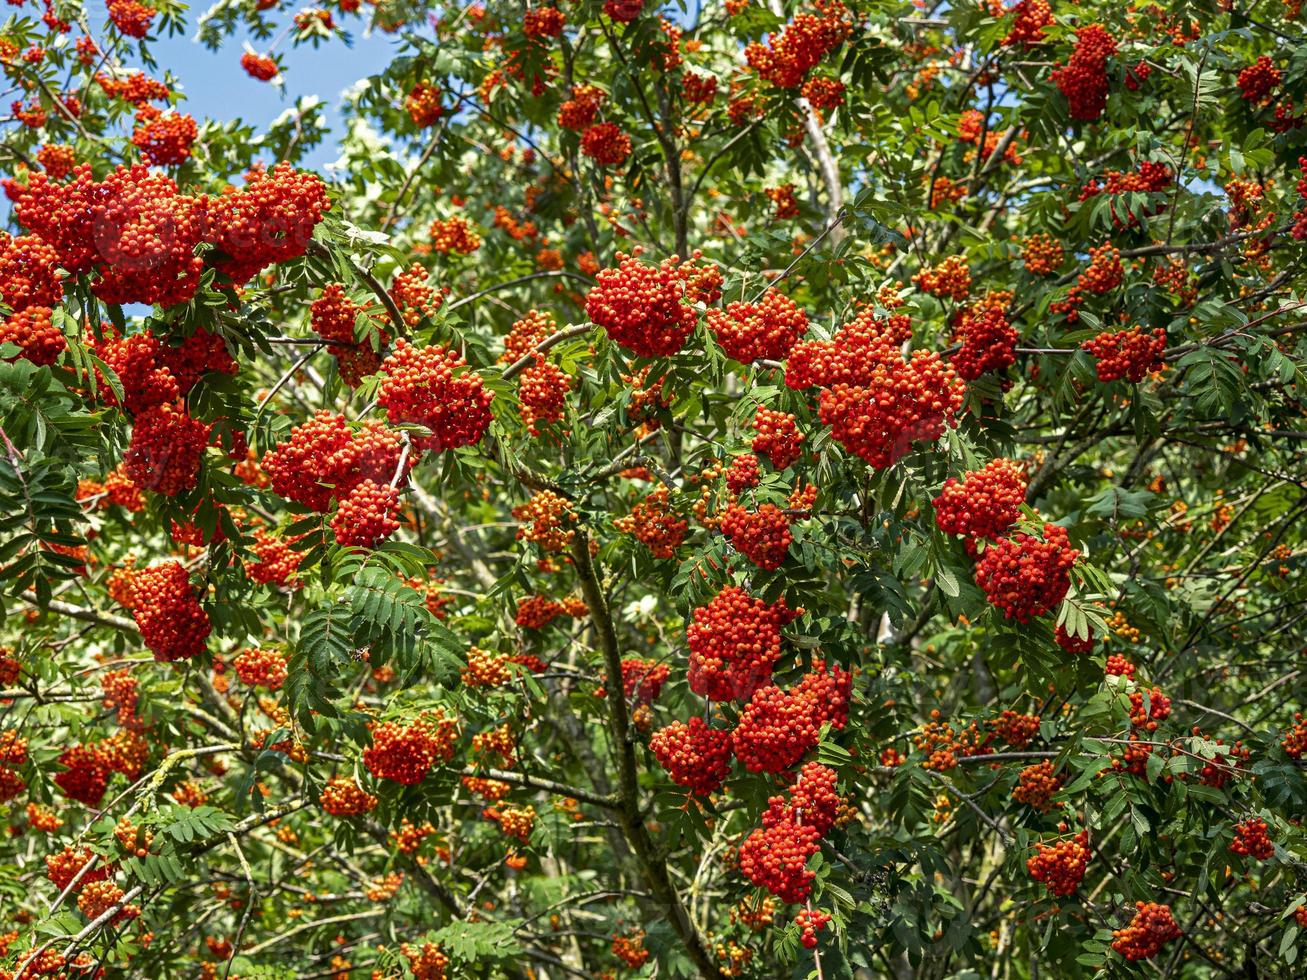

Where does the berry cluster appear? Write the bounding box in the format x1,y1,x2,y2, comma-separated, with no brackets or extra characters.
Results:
1052,24,1117,121
687,586,800,702
401,942,450,980
245,528,304,588
649,717,733,795
1111,902,1181,960
1229,817,1274,860
0,232,61,313
1082,326,1167,382
752,407,804,470
513,490,576,552
376,340,495,452
732,662,851,773
405,81,442,127
585,250,699,357
933,458,1027,540
913,255,971,301
362,712,458,785
620,657,670,703
429,215,482,254
705,288,809,363
974,523,1079,622
330,479,402,548
107,0,155,37
795,907,831,949
1003,0,1053,46
124,403,210,496
950,304,1017,380
130,561,211,662
232,648,288,690
523,6,565,37
310,284,386,386
1079,243,1123,295
264,411,408,512
614,486,688,558
1238,56,1280,103
1012,760,1063,813
1055,623,1095,654
207,163,331,285
611,931,650,969
580,122,632,166
1021,233,1064,275
240,52,279,81
720,503,792,570
724,453,761,493
557,84,604,130
519,355,572,434
788,310,964,468
744,0,851,89
1128,686,1171,731
739,762,844,903
1027,831,1090,897
130,108,198,166
77,880,139,923
0,306,65,366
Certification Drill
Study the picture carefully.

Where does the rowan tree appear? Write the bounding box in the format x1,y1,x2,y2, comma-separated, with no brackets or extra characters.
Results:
1,0,1307,978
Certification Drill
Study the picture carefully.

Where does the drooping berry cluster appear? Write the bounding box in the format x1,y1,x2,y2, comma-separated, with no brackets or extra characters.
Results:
1082,327,1167,382
733,662,851,773
405,82,442,126
620,657,671,703
933,458,1027,540
974,523,1079,622
611,931,650,969
513,490,576,552
1021,233,1064,275
129,561,211,662
362,712,458,785
913,255,971,301
107,0,156,38
1229,817,1274,860
0,306,66,365
1052,24,1117,121
1003,0,1053,46
795,907,832,948
330,479,402,548
687,586,800,702
519,355,572,434
1027,831,1090,896
0,231,61,313
245,528,304,588
650,717,734,795
950,304,1017,380
557,84,604,130
321,776,378,816
580,122,632,166
614,486,688,558
263,411,407,512
705,288,809,363
744,0,851,89
206,163,331,285
240,52,279,80
724,453,761,493
788,310,964,468
586,250,700,357
232,648,288,690
130,108,198,166
739,762,844,903
720,503,792,570
752,407,805,470
376,340,495,452
124,403,210,496
1238,56,1280,103
1111,902,1181,961
1012,760,1064,813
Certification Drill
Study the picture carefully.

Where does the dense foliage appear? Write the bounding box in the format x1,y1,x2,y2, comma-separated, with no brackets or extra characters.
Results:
2,0,1307,977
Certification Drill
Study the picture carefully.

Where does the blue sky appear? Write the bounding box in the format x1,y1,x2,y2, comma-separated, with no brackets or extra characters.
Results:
150,20,400,168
